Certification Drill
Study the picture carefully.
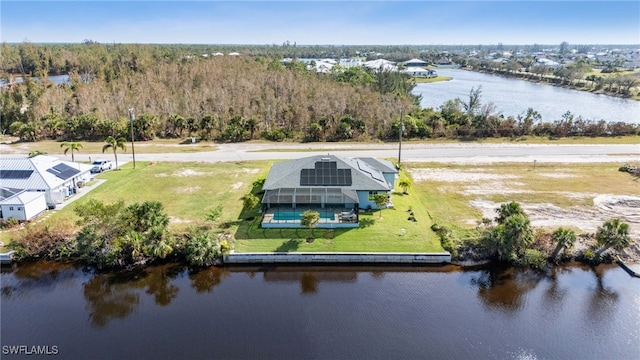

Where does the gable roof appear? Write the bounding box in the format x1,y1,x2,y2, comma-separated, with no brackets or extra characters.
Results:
403,58,428,65
0,190,45,206
262,155,395,191
0,155,92,190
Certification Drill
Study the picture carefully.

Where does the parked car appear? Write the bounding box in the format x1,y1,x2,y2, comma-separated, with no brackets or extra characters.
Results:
90,160,112,173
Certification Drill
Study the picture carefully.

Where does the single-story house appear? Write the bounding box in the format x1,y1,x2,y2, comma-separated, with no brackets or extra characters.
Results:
401,67,437,78
403,58,429,67
0,155,92,208
261,155,398,228
0,188,47,221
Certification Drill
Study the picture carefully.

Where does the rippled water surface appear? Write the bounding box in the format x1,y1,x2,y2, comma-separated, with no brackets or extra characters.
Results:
2,262,639,359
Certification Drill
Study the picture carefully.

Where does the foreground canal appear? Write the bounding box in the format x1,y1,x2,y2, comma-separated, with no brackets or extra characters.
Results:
1,262,638,359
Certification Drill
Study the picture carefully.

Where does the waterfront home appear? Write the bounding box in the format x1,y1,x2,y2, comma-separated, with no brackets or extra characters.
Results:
0,155,92,208
261,155,397,228
403,58,428,67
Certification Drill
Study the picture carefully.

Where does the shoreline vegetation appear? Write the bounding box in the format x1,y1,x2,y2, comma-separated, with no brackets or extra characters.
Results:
2,159,637,272
462,66,640,101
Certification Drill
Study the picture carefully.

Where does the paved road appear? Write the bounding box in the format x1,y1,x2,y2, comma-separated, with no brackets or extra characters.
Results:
16,142,640,164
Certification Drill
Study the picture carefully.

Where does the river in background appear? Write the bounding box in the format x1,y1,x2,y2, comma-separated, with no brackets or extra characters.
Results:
2,261,638,359
413,69,640,124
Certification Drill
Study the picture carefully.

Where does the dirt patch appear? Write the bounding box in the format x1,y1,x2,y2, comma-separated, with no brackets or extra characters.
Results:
156,169,209,178
174,186,201,194
169,216,193,224
231,182,243,190
537,173,576,178
411,168,518,183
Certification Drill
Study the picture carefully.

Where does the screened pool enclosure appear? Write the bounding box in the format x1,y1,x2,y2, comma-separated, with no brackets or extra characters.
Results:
261,187,359,228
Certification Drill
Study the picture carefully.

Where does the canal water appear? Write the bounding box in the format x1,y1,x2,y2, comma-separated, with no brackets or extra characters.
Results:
412,69,640,124
1,262,638,359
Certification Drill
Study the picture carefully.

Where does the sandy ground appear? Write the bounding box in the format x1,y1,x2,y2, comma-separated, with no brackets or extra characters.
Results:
411,168,640,263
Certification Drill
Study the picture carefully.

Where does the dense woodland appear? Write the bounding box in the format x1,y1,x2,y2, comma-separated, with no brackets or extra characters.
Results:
1,42,638,143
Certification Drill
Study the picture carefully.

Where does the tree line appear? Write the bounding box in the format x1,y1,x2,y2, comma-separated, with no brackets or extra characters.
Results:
1,43,638,144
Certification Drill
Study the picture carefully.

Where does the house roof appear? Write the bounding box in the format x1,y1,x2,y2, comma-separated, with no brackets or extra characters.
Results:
0,190,45,206
402,66,428,73
0,155,92,191
403,58,428,65
262,155,395,192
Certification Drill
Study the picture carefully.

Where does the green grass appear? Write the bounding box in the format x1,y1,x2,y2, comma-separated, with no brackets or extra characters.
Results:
414,75,453,83
29,161,270,236
233,185,443,253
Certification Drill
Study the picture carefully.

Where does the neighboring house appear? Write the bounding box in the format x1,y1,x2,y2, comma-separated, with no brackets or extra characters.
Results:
261,155,398,228
403,58,428,67
401,67,437,78
364,59,398,72
0,188,47,221
0,155,92,208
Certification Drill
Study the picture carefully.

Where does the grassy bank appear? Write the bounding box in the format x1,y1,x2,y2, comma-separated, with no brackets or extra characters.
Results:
3,160,637,257
414,75,453,83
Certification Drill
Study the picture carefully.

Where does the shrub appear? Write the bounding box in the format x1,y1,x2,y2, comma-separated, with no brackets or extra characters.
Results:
8,221,77,260
521,249,547,270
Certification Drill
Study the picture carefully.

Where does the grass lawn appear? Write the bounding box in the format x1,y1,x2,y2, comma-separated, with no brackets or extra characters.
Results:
233,185,443,253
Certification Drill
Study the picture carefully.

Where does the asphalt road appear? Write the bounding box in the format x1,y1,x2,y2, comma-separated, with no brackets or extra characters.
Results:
47,142,639,165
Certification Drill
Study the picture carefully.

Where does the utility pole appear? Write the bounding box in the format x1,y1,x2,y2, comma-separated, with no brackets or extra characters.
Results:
398,106,404,168
128,107,136,169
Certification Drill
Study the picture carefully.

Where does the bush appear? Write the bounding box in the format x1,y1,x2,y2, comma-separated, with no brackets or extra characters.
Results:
261,129,288,142
520,249,547,270
8,221,77,261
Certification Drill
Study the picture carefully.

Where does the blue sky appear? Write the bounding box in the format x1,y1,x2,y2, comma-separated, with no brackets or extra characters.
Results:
2,1,639,45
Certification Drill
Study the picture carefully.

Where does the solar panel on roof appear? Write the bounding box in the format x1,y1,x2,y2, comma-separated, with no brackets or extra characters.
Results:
0,170,34,179
300,161,352,186
357,160,385,182
46,163,80,180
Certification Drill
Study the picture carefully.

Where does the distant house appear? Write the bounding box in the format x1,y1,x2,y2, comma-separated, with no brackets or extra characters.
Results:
0,155,92,208
364,59,398,72
401,67,437,78
261,155,398,228
403,58,428,67
0,188,47,221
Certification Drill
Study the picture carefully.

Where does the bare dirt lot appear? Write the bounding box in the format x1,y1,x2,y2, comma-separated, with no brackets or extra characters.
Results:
411,166,640,263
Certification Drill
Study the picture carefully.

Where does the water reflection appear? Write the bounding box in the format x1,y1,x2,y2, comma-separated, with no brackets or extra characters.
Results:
188,267,230,293
587,265,619,322
1,261,80,300
470,266,543,312
261,267,358,295
83,264,182,327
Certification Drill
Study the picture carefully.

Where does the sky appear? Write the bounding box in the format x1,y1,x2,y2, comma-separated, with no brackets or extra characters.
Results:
1,1,639,45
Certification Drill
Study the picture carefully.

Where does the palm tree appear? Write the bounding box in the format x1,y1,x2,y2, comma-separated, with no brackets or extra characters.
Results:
595,218,631,258
60,141,83,162
28,150,47,158
398,177,412,194
301,210,320,239
550,227,577,261
102,136,126,169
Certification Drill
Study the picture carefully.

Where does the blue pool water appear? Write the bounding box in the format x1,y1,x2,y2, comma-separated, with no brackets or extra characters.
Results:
273,211,334,221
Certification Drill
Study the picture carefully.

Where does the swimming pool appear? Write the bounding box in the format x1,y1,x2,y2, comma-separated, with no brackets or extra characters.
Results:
272,211,335,221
